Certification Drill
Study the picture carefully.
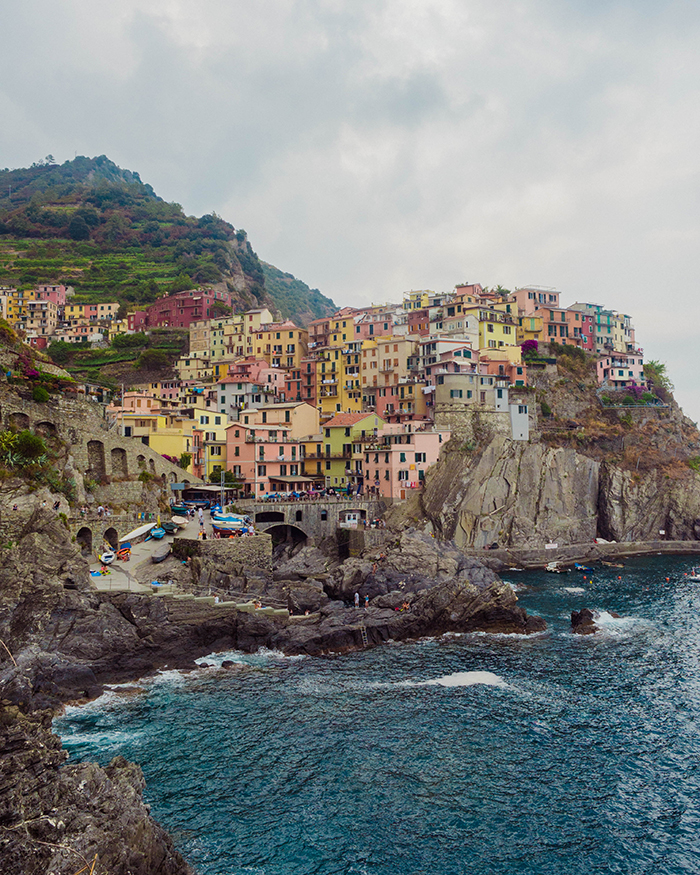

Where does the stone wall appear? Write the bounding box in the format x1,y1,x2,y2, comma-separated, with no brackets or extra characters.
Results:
172,534,272,571
0,383,201,493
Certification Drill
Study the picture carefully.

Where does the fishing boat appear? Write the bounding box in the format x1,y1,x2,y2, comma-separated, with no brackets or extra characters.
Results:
160,521,178,535
149,527,166,540
171,515,189,528
688,567,700,581
170,504,189,515
601,559,625,569
99,551,115,565
212,518,247,534
574,563,594,573
152,543,171,563
545,561,569,574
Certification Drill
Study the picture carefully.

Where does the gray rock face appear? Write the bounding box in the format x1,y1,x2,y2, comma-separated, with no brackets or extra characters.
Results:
396,432,700,548
0,703,192,875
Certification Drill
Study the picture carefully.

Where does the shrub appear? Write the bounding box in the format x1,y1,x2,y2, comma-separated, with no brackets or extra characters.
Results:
540,400,552,418
138,471,154,483
179,452,192,470
136,349,169,370
32,386,49,403
15,430,46,460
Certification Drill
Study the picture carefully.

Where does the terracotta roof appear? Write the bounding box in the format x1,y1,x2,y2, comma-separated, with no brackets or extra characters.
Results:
323,412,377,428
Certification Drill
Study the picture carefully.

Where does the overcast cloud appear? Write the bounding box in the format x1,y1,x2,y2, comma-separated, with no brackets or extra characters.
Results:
2,0,700,418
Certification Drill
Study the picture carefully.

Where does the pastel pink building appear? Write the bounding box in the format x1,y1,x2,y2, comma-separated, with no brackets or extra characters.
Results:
362,424,451,499
596,351,645,389
35,284,67,306
510,287,560,315
226,423,314,496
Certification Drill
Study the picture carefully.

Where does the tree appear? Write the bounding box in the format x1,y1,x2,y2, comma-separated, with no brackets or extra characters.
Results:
179,452,192,470
644,360,673,390
208,469,242,488
67,214,90,240
135,349,169,370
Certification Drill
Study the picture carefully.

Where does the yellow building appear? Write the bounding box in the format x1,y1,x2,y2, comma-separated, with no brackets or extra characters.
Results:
517,314,544,344
462,303,518,351
403,290,431,311
6,288,38,328
176,354,213,382
304,412,386,489
317,344,363,419
251,320,309,371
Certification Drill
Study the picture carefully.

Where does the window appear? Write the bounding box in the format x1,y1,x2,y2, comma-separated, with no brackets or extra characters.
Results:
262,411,267,423
258,465,266,475
400,452,406,462
234,446,240,457
279,465,287,476
415,452,426,463
320,510,328,521
214,416,221,425
398,470,409,481
450,389,463,398
285,410,291,423
325,460,331,470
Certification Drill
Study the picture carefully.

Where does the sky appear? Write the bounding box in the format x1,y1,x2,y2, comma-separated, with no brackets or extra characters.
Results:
2,0,700,419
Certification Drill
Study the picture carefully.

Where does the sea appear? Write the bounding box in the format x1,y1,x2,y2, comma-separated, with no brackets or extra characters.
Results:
53,554,700,875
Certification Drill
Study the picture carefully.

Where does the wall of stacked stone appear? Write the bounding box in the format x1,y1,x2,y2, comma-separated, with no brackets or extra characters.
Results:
435,402,537,443
172,534,272,571
0,384,199,487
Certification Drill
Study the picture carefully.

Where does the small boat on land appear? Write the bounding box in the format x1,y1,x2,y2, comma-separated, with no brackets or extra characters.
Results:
100,551,115,565
171,515,189,528
160,521,178,535
545,561,569,574
152,543,171,563
170,504,189,515
149,527,166,540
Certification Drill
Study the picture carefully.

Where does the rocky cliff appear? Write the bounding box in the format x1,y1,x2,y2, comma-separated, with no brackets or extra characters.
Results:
389,388,700,549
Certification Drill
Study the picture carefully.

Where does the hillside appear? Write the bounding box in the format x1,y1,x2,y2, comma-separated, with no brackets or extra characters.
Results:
0,156,335,326
261,261,336,325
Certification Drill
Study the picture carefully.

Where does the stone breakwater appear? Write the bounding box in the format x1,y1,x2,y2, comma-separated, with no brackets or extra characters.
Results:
0,507,543,874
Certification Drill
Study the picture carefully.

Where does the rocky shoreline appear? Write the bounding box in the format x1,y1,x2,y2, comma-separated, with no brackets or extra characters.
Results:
0,507,546,875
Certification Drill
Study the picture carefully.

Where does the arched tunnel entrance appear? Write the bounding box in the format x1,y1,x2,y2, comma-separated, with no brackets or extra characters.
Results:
76,526,93,556
262,524,308,548
103,527,119,550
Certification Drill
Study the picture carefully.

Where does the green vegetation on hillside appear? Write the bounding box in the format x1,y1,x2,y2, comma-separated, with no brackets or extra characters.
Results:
0,155,265,306
261,261,336,325
0,156,336,325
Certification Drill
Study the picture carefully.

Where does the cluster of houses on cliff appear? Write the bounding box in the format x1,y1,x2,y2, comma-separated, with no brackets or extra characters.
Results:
0,278,645,498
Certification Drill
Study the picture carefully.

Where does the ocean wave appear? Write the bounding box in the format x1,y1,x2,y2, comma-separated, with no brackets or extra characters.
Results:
561,586,586,594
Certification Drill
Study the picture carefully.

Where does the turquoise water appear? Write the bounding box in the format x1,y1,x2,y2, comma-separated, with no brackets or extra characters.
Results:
55,555,700,874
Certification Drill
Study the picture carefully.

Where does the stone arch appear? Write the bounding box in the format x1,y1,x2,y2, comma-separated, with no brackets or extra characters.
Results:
34,421,57,439
149,458,156,475
136,454,146,470
295,510,303,522
87,440,106,477
169,471,178,483
9,412,29,431
76,526,93,556
262,524,308,547
255,510,285,523
103,526,119,550
111,447,128,479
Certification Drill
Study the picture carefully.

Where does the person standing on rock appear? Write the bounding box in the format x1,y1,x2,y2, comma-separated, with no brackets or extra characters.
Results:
354,592,360,608
364,594,369,608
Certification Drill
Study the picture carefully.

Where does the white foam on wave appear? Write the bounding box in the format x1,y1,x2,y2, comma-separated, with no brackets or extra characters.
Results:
561,586,586,594
195,647,307,667
423,670,509,688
